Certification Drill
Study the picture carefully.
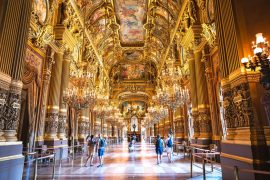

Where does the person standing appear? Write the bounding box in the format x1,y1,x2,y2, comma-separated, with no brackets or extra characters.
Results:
97,134,106,167
155,134,163,164
165,134,173,163
84,135,96,167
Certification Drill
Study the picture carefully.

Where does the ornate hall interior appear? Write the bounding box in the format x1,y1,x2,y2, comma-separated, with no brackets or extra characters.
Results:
1,0,270,179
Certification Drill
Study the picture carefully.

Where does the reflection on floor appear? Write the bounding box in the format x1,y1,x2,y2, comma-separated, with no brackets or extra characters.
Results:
23,141,222,179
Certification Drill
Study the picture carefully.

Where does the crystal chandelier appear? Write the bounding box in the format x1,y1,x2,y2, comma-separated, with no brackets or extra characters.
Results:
63,0,96,110
63,87,96,111
241,33,270,89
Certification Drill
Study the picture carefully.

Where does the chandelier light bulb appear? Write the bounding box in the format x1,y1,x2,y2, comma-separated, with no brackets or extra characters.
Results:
254,47,263,55
241,57,249,64
256,33,265,44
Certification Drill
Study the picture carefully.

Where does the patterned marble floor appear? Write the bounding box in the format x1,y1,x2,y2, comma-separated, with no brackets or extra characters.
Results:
23,141,222,180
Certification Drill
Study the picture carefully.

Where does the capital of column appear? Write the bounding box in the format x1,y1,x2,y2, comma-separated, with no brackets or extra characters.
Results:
186,49,195,61
63,49,72,62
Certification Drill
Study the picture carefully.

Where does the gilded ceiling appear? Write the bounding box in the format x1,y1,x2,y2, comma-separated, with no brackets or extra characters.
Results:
115,0,147,46
30,0,216,111
69,0,185,107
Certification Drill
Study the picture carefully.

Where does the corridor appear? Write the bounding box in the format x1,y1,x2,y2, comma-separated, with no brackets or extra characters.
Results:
23,141,222,180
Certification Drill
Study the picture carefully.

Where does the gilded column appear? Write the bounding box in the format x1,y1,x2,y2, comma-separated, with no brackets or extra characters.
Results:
94,116,101,136
78,109,88,143
194,47,212,143
58,50,71,140
187,50,199,140
202,49,222,143
113,125,118,137
174,107,182,142
107,123,112,137
45,50,64,141
36,48,55,142
1,0,32,141
182,104,189,141
179,106,185,141
151,125,154,137
103,123,108,138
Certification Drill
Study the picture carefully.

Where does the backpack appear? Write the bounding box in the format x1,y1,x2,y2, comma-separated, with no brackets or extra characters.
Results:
167,138,173,148
88,139,96,146
156,138,163,149
99,138,106,148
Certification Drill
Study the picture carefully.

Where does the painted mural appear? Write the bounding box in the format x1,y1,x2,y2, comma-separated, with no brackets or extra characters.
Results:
121,64,145,80
123,50,143,61
122,101,146,117
115,0,147,44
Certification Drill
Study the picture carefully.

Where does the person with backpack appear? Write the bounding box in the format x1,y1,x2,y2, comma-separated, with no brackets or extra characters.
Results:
155,134,163,164
165,134,173,163
84,134,97,167
97,134,107,167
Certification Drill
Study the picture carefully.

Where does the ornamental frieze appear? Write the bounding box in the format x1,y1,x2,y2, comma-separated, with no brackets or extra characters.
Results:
232,83,253,127
45,112,59,134
3,92,21,131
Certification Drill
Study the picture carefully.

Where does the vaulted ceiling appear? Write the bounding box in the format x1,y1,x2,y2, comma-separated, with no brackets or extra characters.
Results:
73,0,184,70
71,0,186,107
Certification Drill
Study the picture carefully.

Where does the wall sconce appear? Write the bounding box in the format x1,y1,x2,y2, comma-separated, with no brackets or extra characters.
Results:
241,33,270,90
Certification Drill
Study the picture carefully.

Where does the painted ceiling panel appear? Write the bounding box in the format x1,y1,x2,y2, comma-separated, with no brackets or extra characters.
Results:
115,0,147,45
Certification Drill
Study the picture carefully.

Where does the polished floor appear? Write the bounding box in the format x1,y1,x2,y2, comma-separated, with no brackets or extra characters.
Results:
23,141,222,179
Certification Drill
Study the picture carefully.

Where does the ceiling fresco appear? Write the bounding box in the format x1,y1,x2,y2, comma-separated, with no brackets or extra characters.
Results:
115,0,147,45
123,50,143,61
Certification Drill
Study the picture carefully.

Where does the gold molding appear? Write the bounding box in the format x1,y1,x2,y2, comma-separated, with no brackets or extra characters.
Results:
198,104,210,109
27,41,46,57
212,135,221,141
47,105,59,110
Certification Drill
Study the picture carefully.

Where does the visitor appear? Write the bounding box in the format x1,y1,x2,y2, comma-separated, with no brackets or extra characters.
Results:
97,134,107,167
165,134,173,163
155,134,163,164
84,134,96,167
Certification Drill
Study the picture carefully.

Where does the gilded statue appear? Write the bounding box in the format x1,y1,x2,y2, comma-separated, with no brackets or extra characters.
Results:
188,0,198,25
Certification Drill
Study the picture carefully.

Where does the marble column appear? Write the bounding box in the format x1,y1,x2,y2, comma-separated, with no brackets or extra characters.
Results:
58,50,71,140
44,50,64,141
36,48,55,143
187,50,199,140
